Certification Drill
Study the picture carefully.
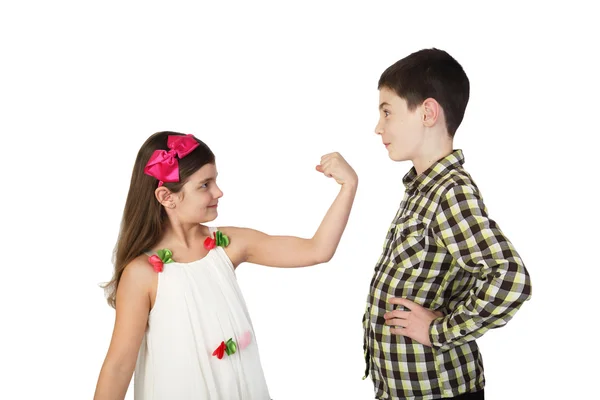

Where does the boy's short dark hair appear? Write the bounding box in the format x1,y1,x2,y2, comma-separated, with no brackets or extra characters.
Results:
378,48,470,137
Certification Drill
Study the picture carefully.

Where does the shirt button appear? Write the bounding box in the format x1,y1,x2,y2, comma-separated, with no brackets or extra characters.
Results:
460,329,467,335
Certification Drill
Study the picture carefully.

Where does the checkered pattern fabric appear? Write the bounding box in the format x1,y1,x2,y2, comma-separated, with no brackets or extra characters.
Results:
363,150,531,399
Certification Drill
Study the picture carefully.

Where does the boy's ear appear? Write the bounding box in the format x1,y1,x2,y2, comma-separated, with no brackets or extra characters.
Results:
155,186,176,209
422,98,441,127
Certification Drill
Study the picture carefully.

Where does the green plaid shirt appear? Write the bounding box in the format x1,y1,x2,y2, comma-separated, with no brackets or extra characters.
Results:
363,150,531,399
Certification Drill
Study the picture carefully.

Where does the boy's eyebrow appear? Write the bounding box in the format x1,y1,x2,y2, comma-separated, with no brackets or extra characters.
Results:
379,102,391,110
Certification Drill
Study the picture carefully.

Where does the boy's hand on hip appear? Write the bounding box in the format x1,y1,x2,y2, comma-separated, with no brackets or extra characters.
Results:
315,152,358,188
384,298,444,348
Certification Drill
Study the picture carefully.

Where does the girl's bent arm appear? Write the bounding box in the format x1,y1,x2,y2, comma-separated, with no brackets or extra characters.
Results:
94,259,154,400
228,181,357,268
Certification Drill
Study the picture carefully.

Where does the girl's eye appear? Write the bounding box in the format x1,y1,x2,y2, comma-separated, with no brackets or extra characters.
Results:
384,110,390,117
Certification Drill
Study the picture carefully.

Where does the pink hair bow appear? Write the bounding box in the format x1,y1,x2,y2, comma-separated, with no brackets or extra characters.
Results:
144,134,199,186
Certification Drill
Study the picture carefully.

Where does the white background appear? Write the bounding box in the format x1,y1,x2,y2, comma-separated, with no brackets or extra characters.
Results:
1,1,598,399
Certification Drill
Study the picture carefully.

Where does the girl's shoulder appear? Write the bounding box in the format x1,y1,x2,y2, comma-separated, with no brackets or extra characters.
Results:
122,254,158,282
115,254,157,308
211,226,260,248
208,226,254,267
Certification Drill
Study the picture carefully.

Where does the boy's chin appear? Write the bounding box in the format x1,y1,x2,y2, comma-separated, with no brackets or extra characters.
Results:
388,151,410,162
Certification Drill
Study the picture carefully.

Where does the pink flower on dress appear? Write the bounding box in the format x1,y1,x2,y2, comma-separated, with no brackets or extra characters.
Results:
238,331,252,350
148,255,164,272
204,230,230,250
204,235,216,250
147,249,174,273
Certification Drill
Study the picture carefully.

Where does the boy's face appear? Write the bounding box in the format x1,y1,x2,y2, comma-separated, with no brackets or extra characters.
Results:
375,87,424,162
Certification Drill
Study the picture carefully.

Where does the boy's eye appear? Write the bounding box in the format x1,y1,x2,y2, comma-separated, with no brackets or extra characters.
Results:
200,183,208,189
383,110,390,117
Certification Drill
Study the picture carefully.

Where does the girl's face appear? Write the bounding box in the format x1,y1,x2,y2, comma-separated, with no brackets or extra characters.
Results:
174,163,223,223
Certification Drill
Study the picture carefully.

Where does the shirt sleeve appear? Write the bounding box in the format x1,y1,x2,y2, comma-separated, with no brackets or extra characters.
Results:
428,184,532,352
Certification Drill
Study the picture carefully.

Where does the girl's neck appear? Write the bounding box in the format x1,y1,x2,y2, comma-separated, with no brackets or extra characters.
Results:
160,223,210,250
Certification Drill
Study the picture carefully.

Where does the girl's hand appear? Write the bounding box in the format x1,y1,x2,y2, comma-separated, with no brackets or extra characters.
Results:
316,152,358,188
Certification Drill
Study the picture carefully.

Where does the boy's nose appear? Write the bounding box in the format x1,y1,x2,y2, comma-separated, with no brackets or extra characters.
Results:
374,121,383,135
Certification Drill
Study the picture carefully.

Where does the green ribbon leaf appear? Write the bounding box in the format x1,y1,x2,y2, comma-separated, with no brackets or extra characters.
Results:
215,231,230,247
157,249,174,264
225,338,237,356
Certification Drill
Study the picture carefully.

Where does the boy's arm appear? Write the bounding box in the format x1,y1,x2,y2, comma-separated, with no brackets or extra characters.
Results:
428,184,532,352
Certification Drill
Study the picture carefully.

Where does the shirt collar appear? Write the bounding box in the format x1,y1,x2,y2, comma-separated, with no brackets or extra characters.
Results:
402,149,465,193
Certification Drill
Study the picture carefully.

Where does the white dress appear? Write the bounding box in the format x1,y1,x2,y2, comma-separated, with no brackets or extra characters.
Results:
134,227,271,399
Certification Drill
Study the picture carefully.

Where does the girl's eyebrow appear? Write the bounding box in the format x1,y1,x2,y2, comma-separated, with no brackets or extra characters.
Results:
198,173,218,184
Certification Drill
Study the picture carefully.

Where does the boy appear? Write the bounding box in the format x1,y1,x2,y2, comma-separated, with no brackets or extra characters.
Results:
363,48,532,399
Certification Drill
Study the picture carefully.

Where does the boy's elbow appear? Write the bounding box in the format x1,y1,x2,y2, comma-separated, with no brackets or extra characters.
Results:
521,276,533,303
506,259,533,303
518,263,533,303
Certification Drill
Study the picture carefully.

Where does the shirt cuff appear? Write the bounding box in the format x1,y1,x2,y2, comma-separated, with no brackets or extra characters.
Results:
429,316,469,352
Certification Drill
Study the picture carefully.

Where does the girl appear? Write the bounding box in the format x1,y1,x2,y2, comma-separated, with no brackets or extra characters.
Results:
94,131,358,399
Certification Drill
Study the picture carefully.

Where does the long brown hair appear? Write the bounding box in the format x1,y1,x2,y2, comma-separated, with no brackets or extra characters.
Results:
103,131,215,308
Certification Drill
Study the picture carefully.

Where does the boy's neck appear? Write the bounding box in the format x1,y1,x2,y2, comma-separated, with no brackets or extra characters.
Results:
412,140,454,176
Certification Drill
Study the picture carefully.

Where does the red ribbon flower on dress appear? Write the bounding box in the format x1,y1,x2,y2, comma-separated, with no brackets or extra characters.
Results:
212,341,227,360
204,230,230,250
143,134,199,186
212,332,250,360
147,249,174,273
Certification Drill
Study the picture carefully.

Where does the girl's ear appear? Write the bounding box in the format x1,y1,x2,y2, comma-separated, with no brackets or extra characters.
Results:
155,186,176,209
